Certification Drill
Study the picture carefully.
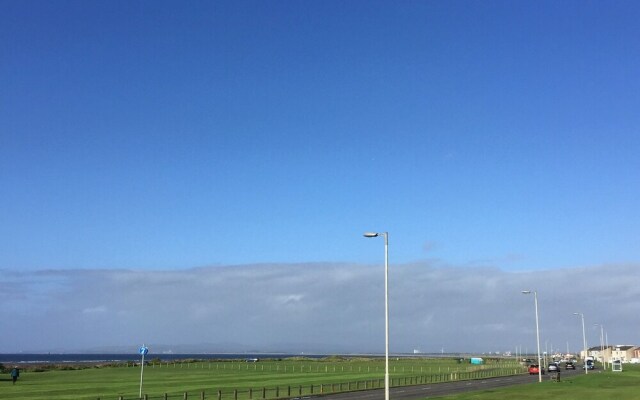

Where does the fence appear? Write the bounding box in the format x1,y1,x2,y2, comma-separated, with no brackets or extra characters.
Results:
100,367,525,400
122,359,521,374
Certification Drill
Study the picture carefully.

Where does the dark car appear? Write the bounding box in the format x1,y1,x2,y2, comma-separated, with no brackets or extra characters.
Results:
565,362,576,370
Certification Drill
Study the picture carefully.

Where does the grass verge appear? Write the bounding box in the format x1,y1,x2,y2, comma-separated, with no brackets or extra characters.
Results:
429,365,640,399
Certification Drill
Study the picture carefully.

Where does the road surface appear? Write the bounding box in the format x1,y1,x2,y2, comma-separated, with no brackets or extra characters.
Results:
308,369,580,400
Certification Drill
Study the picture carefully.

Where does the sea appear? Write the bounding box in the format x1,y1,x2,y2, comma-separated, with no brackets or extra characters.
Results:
0,353,317,365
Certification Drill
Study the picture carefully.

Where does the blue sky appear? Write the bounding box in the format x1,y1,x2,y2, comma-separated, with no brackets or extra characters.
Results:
2,0,639,272
2,0,640,354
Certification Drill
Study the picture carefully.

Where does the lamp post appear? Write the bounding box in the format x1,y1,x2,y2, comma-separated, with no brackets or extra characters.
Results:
522,290,542,382
573,312,588,374
363,232,389,400
605,331,609,366
594,323,605,369
544,340,549,369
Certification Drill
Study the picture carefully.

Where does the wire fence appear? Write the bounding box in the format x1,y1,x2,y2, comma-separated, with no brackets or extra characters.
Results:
99,366,526,400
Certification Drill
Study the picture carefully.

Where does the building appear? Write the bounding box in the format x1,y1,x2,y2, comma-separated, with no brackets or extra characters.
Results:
611,345,638,363
581,345,640,363
581,345,612,363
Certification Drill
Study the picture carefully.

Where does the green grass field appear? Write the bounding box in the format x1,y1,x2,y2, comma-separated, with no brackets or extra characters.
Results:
4,358,639,400
1,357,521,400
429,364,640,400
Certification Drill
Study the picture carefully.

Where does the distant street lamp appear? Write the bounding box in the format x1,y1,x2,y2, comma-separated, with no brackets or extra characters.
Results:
363,232,390,400
594,323,606,369
573,312,588,374
522,290,542,383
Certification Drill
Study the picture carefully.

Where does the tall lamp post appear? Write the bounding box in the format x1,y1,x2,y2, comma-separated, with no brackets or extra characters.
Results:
363,232,389,400
573,312,588,374
522,290,542,383
594,323,606,369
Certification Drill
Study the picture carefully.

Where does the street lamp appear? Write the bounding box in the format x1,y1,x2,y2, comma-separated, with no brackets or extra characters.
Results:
594,323,606,369
363,232,390,400
522,290,542,383
573,312,588,374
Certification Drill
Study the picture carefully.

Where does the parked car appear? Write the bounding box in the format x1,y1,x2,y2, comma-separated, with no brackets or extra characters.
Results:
565,362,576,370
528,364,545,375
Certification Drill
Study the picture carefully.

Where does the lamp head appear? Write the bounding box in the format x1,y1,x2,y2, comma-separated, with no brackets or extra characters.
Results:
521,290,532,294
363,232,379,238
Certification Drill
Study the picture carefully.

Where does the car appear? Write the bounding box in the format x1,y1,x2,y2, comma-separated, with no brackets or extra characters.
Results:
547,363,559,373
528,364,545,375
565,362,576,370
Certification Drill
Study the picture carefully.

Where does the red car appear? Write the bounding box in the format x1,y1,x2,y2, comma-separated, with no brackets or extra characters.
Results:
528,364,545,375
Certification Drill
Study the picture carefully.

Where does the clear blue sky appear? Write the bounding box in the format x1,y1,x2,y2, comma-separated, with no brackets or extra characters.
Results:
2,0,639,271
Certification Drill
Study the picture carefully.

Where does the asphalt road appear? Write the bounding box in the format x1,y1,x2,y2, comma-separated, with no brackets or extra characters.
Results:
308,369,582,400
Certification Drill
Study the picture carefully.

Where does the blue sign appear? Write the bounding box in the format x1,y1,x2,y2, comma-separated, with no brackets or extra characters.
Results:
139,346,149,356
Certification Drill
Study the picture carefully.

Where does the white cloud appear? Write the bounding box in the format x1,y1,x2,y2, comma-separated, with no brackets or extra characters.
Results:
275,294,305,305
1,262,638,354
82,306,107,314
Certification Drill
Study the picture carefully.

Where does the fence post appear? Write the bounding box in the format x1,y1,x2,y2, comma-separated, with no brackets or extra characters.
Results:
262,388,266,399
218,390,222,400
298,386,302,396
201,391,205,400
184,393,188,400
234,389,237,400
249,388,253,399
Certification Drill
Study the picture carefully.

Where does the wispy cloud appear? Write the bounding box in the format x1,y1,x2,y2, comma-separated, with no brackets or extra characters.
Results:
82,306,107,314
1,262,638,354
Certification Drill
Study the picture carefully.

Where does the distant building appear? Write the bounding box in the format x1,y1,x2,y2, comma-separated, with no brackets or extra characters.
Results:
581,345,639,363
611,345,637,362
581,345,613,363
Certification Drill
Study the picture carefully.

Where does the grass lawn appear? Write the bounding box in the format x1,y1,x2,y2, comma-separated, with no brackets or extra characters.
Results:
0,357,520,400
429,365,640,399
